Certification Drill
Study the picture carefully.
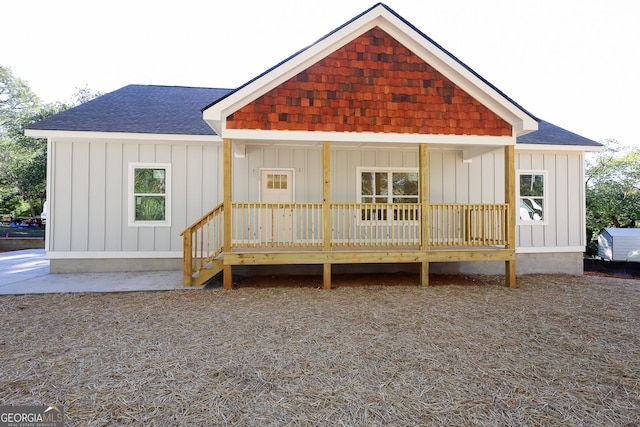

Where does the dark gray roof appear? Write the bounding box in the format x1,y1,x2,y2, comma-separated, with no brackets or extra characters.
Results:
28,84,599,148
27,85,232,135
516,120,601,147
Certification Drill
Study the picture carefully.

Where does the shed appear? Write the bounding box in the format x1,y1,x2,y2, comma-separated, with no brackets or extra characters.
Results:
598,228,640,262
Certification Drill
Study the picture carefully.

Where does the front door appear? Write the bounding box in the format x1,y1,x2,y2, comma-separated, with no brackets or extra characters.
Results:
260,169,294,244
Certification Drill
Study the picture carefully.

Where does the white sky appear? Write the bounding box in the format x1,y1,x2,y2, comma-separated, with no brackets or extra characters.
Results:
3,0,638,145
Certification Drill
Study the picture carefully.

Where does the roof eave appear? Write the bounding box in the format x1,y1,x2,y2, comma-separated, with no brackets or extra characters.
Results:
25,129,222,142
516,142,603,152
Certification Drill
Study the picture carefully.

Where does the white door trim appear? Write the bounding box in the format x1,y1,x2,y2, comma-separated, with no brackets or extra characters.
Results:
259,168,295,203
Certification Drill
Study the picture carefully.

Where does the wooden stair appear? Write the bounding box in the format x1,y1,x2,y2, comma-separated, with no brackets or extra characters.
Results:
191,256,224,286
181,203,225,286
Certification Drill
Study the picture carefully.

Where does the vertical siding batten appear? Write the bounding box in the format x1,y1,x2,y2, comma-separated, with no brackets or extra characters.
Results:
171,144,187,249
543,154,557,247
155,144,172,250
104,143,123,251
455,151,469,204
71,141,90,251
88,142,107,251
567,154,582,246
442,151,456,204
121,143,139,251
53,141,72,251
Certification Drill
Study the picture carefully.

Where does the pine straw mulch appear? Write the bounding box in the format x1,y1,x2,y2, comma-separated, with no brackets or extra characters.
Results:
1,274,639,426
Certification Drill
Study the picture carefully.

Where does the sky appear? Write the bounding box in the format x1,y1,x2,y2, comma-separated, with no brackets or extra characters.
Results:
3,0,638,146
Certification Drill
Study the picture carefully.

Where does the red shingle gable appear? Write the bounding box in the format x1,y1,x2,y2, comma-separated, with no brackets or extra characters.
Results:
227,27,511,136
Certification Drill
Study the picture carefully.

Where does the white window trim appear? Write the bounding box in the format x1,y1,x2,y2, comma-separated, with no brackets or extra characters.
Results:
128,163,172,227
356,167,419,224
517,170,547,226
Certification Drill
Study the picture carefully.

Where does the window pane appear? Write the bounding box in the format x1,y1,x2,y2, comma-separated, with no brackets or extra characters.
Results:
136,196,166,221
279,174,287,189
361,172,373,196
392,173,418,196
375,172,388,196
135,169,166,194
520,174,544,197
393,197,418,203
519,198,544,221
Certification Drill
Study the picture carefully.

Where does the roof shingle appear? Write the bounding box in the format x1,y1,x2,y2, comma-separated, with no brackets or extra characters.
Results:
28,84,600,148
27,85,232,135
516,120,601,147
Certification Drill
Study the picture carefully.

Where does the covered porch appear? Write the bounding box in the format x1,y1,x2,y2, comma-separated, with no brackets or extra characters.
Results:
182,140,517,289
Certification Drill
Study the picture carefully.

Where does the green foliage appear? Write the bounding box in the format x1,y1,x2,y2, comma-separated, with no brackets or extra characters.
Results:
135,196,166,221
520,174,544,197
134,169,166,194
0,65,102,218
585,139,640,253
0,65,41,133
134,168,167,221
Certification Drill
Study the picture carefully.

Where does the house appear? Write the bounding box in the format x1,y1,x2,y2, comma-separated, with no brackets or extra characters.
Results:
598,228,640,262
26,3,601,289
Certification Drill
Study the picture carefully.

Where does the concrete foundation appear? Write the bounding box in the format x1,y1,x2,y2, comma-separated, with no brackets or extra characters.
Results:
49,252,584,276
430,252,584,276
50,257,182,274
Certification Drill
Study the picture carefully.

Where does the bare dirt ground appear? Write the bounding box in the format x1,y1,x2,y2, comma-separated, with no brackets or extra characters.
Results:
1,274,639,426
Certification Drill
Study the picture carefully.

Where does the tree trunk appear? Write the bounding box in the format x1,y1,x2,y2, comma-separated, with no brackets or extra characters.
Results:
611,216,621,228
16,184,35,217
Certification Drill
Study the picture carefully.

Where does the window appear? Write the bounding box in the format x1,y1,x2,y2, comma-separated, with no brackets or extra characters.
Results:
517,171,546,224
266,173,288,189
358,168,419,221
129,163,171,226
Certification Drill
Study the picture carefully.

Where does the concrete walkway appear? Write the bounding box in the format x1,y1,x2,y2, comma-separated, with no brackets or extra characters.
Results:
0,250,194,295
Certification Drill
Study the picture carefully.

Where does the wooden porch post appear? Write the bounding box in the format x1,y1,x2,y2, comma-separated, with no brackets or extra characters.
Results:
419,143,430,286
322,141,332,289
223,138,233,290
505,145,517,288
183,231,192,286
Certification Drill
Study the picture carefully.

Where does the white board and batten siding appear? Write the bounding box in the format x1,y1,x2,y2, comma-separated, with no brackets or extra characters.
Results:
598,228,640,262
48,138,223,254
515,151,586,252
233,144,586,253
49,139,587,257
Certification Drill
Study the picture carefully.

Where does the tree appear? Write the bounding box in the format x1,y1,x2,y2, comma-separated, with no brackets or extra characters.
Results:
0,65,101,218
1,103,66,217
585,139,640,253
0,65,41,131
0,66,46,217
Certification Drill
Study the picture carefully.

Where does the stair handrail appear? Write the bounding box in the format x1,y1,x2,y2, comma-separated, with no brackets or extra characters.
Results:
181,202,224,286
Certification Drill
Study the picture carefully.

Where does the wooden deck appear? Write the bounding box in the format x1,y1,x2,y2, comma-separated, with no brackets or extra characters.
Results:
182,202,514,289
181,142,517,290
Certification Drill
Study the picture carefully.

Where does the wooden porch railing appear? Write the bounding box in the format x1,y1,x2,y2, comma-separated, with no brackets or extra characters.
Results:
182,202,509,284
429,204,508,246
181,203,224,286
331,203,421,246
231,203,323,247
